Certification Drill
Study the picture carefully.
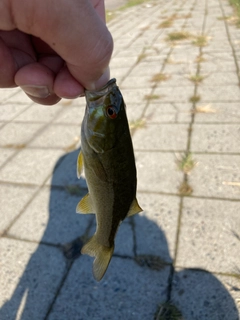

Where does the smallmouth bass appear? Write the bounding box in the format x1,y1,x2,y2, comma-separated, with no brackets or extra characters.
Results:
76,78,142,281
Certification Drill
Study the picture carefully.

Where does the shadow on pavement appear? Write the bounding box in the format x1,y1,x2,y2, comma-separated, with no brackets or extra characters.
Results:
0,149,239,319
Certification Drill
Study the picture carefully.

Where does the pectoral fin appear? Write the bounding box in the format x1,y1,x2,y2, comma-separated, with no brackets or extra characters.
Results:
127,198,143,217
77,151,84,179
76,193,94,214
81,235,114,281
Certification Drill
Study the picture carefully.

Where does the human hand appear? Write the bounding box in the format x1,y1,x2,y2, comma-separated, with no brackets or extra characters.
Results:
0,0,113,105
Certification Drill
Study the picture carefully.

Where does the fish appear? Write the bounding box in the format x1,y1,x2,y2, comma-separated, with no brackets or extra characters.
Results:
76,78,142,281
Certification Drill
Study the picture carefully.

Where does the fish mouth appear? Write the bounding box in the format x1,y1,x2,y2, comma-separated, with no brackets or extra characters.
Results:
85,79,117,101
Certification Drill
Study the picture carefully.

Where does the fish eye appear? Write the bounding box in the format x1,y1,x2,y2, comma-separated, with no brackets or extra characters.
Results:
106,106,117,119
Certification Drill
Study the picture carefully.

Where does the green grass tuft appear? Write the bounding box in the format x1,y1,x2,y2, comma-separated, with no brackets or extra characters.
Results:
229,0,240,27
166,31,191,41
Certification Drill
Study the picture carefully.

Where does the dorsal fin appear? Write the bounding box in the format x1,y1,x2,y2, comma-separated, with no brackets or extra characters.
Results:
127,198,143,217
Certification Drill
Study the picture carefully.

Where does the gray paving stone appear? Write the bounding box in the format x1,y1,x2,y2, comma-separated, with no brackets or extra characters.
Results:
0,103,30,122
0,184,37,234
189,153,240,199
203,51,235,61
0,88,20,102
198,85,240,101
194,102,240,123
110,67,132,79
144,102,192,123
133,123,189,151
113,48,144,59
153,85,195,102
121,75,154,88
158,74,194,87
126,103,146,123
0,123,44,147
202,72,239,86
109,56,138,69
0,149,64,185
16,104,63,122
191,124,240,153
130,64,163,77
200,60,237,73
135,151,184,194
135,193,180,262
8,187,90,245
53,106,85,124
29,124,80,149
120,87,152,104
171,268,240,320
105,0,128,10
0,238,66,320
48,256,170,320
164,61,198,76
206,40,232,52
45,149,87,189
0,148,15,168
113,221,134,257
176,197,240,273
6,90,38,104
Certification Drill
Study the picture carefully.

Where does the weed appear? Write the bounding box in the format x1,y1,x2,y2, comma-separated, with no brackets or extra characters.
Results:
120,0,149,9
129,118,146,130
178,181,193,196
134,255,167,271
65,185,83,196
229,0,240,27
176,152,197,174
188,74,205,84
155,302,183,320
192,35,209,47
158,19,174,28
151,73,170,83
106,11,117,23
217,16,231,20
166,31,191,42
195,54,206,63
158,14,177,28
137,53,147,63
189,94,201,103
144,94,162,100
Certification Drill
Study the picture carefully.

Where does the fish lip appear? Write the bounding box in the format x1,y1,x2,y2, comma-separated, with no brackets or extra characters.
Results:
85,79,117,101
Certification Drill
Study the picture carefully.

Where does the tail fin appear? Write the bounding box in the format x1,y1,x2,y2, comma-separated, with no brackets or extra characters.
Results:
81,235,114,281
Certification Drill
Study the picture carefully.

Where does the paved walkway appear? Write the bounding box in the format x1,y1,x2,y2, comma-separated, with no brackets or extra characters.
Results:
0,0,240,319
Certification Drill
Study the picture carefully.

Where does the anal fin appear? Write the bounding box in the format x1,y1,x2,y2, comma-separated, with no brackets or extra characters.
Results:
76,193,94,214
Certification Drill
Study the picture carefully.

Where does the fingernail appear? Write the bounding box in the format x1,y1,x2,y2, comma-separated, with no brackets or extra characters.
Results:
20,85,50,98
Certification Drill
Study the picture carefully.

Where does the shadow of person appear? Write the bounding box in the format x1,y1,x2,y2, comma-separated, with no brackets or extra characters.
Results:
0,149,239,320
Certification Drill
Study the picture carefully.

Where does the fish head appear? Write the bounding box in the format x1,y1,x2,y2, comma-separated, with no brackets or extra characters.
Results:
83,79,126,153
